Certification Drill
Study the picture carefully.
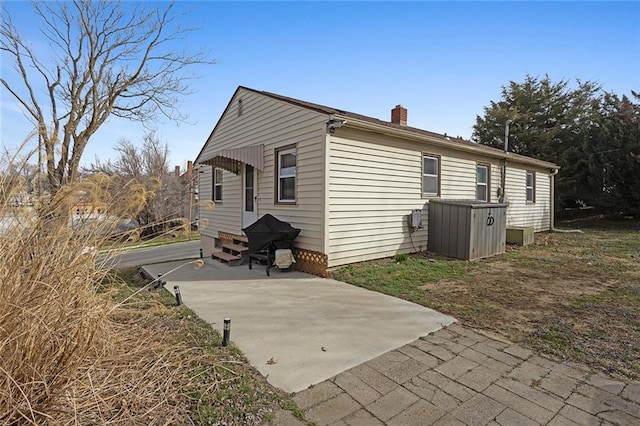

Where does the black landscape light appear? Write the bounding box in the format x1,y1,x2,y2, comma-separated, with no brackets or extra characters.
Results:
174,285,182,306
222,317,231,347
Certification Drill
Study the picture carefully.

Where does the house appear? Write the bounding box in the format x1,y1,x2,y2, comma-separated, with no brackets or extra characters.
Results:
70,200,107,217
194,86,560,276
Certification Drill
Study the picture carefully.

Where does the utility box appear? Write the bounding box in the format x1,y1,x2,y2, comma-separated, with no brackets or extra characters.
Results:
428,200,508,261
506,226,534,246
409,209,423,229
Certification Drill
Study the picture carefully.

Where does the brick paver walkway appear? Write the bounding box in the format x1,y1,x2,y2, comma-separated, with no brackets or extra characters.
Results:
273,324,640,425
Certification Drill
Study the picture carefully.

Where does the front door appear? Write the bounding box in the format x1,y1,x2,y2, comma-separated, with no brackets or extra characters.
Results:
242,164,258,228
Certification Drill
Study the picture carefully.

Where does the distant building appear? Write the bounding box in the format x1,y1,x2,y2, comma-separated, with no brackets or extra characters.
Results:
70,201,107,217
176,160,199,229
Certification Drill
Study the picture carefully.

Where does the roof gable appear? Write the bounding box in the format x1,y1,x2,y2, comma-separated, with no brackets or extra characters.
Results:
195,86,327,166
194,86,244,164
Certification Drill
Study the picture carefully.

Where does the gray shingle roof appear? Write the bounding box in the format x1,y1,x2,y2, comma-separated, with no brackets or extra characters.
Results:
240,86,559,170
190,86,559,171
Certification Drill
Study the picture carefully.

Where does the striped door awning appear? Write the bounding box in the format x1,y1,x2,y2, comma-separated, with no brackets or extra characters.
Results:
199,145,264,174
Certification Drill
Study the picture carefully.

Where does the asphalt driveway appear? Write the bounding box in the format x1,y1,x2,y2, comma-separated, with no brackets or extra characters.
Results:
101,240,201,269
141,258,455,393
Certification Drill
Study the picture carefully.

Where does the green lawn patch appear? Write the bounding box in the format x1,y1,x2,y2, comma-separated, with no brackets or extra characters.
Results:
334,256,480,304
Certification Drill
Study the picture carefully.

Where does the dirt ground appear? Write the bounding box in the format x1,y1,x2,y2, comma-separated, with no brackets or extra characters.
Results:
419,220,640,380
333,217,640,381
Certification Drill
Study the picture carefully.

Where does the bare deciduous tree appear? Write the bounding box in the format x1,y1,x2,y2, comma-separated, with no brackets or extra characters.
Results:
91,132,184,237
1,0,211,192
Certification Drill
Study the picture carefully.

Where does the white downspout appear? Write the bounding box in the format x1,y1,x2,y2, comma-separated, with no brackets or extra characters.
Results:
550,169,558,231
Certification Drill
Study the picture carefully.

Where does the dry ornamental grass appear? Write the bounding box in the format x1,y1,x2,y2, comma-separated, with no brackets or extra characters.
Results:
0,159,286,424
1,174,184,423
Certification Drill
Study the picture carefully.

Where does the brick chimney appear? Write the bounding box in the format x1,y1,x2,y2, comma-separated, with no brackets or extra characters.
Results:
186,160,193,180
391,105,407,126
174,165,180,178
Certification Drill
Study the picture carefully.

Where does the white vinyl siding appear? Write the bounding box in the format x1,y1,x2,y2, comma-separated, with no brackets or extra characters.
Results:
327,127,552,266
197,167,239,239
327,129,428,267
505,165,550,231
197,88,327,252
439,152,487,200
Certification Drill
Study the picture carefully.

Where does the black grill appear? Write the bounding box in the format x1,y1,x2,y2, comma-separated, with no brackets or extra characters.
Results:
242,214,300,275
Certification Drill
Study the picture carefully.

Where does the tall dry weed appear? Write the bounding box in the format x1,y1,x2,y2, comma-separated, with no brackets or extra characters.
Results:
0,154,206,424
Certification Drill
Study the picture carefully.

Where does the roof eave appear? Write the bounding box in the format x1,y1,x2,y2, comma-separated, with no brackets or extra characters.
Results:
336,115,560,171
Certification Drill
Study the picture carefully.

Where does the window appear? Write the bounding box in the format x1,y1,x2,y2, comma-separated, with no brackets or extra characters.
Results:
276,146,296,203
476,164,490,202
526,171,535,203
213,168,222,202
422,154,440,196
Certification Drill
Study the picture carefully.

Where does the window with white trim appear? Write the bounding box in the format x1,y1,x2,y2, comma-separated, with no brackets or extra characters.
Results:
422,154,440,196
213,168,222,202
526,171,535,203
477,164,489,202
277,147,296,202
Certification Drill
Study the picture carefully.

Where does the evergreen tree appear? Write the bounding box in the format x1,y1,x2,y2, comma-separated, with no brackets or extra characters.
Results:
579,92,640,213
472,75,640,213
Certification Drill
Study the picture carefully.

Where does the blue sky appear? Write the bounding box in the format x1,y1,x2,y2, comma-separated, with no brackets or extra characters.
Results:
1,1,639,170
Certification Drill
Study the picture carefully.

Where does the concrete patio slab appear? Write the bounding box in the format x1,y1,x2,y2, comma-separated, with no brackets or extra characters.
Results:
141,259,455,393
